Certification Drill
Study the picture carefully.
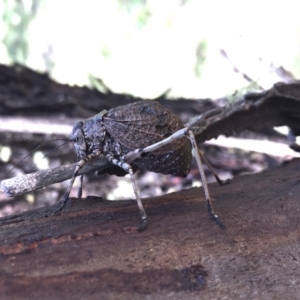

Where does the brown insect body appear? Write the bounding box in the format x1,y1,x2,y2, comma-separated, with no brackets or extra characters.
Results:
63,100,223,230
74,100,192,177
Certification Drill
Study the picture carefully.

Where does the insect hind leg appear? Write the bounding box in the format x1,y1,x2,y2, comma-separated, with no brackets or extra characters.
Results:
198,149,231,186
106,153,147,231
123,127,224,228
188,130,225,228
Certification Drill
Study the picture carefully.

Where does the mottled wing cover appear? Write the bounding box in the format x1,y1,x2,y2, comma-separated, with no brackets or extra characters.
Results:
104,101,192,176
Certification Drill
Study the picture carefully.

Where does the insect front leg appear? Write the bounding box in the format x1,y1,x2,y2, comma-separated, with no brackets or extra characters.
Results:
106,153,147,231
77,175,84,198
55,150,101,214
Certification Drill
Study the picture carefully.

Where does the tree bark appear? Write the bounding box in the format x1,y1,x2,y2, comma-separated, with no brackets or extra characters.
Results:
1,158,300,299
3,80,300,197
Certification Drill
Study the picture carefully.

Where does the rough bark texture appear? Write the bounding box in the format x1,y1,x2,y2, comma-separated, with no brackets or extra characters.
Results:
0,64,216,122
3,80,300,197
1,158,300,299
1,64,300,299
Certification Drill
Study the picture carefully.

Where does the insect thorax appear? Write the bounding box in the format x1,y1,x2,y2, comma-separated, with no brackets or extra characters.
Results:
72,114,107,158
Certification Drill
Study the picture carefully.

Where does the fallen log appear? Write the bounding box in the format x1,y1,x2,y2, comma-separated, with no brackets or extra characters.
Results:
0,159,300,299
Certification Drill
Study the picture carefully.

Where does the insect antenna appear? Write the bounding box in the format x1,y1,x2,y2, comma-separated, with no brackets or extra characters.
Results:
40,139,71,160
8,138,71,175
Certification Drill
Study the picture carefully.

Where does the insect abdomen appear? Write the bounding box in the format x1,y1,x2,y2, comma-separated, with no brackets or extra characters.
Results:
103,101,192,176
131,140,192,177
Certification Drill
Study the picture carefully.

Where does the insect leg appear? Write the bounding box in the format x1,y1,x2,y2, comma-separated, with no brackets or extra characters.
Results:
106,153,147,231
188,131,225,228
122,127,224,228
77,175,84,198
55,150,101,214
124,128,187,163
130,125,228,186
198,150,231,186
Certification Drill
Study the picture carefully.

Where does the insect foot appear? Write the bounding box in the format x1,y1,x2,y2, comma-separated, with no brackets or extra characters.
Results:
58,100,225,231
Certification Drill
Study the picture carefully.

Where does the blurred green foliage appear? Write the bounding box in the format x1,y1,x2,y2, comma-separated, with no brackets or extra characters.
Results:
2,0,40,64
0,1,299,98
119,0,151,29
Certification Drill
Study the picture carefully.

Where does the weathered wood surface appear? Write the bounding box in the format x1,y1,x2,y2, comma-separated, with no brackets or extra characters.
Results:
1,158,300,299
3,80,300,197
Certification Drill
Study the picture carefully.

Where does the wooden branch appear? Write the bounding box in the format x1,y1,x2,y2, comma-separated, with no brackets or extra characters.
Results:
190,81,300,141
0,157,108,197
1,159,299,299
0,63,217,121
2,81,300,197
0,116,75,134
0,108,221,197
1,64,300,298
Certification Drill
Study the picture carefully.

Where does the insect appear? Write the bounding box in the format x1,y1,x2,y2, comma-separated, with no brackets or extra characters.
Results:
57,100,225,231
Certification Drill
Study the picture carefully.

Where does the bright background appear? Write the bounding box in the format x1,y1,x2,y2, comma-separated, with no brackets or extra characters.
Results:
1,0,299,99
